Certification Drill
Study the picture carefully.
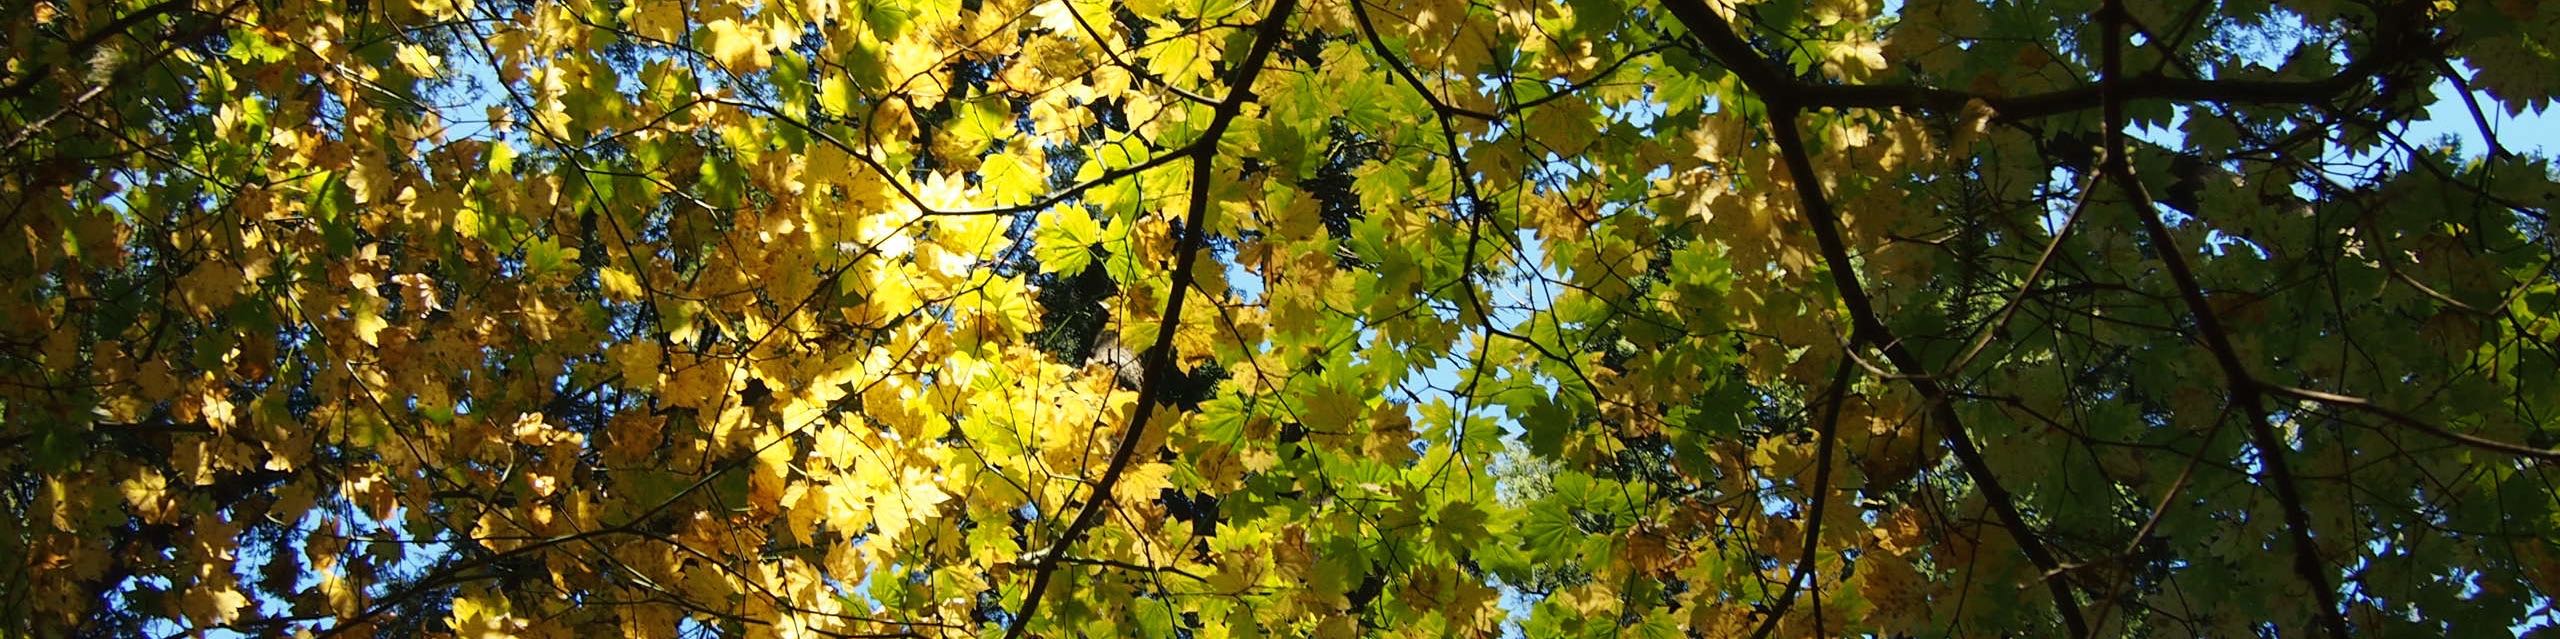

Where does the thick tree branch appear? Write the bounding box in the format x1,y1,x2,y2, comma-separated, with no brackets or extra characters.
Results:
2093,1,2345,630
1656,1,2096,633
1775,109,2089,634
0,0,196,101
998,2,1296,636
1649,2,2450,633
2104,152,2351,639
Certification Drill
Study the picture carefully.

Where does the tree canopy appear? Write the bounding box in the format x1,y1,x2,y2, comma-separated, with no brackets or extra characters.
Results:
6,0,2560,636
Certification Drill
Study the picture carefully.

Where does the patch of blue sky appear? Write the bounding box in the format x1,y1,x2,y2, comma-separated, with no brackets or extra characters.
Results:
385,7,2556,635
2098,63,2560,638
135,502,455,638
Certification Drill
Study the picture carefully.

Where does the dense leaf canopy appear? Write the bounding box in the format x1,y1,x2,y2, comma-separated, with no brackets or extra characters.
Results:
6,0,2560,636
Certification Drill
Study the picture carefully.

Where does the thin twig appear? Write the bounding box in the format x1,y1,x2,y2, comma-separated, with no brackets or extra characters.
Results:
1746,358,1855,639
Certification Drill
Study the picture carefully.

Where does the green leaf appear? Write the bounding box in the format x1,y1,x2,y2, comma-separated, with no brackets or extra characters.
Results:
1519,499,1582,562
1033,205,1106,276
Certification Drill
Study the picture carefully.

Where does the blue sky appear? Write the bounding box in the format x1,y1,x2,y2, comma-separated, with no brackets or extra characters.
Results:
164,8,2555,637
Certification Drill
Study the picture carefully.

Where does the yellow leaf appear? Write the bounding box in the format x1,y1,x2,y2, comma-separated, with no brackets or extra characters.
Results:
751,434,794,512
1113,462,1176,505
820,74,857,115
979,150,1044,207
703,18,771,72
599,266,644,300
625,1,686,40
888,35,952,106
948,95,1016,158
448,592,519,639
1145,35,1214,86
183,582,249,626
343,286,392,347
394,43,442,76
935,213,1006,257
871,468,950,544
121,471,171,524
608,341,661,388
823,479,875,542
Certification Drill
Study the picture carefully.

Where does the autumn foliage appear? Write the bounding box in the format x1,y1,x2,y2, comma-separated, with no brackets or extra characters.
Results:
5,0,2560,636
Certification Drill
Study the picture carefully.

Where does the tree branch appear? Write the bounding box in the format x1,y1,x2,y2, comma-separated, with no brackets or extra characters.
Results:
2103,139,2351,639
1654,0,2417,122
1746,358,1854,639
1655,1,2096,632
2262,384,2560,462
2093,0,2346,629
1354,0,1665,122
0,0,197,101
998,2,1297,636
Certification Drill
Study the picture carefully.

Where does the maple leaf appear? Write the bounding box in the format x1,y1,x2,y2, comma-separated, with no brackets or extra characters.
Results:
870,469,952,545
13,0,2555,637
703,18,773,72
1034,205,1107,276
